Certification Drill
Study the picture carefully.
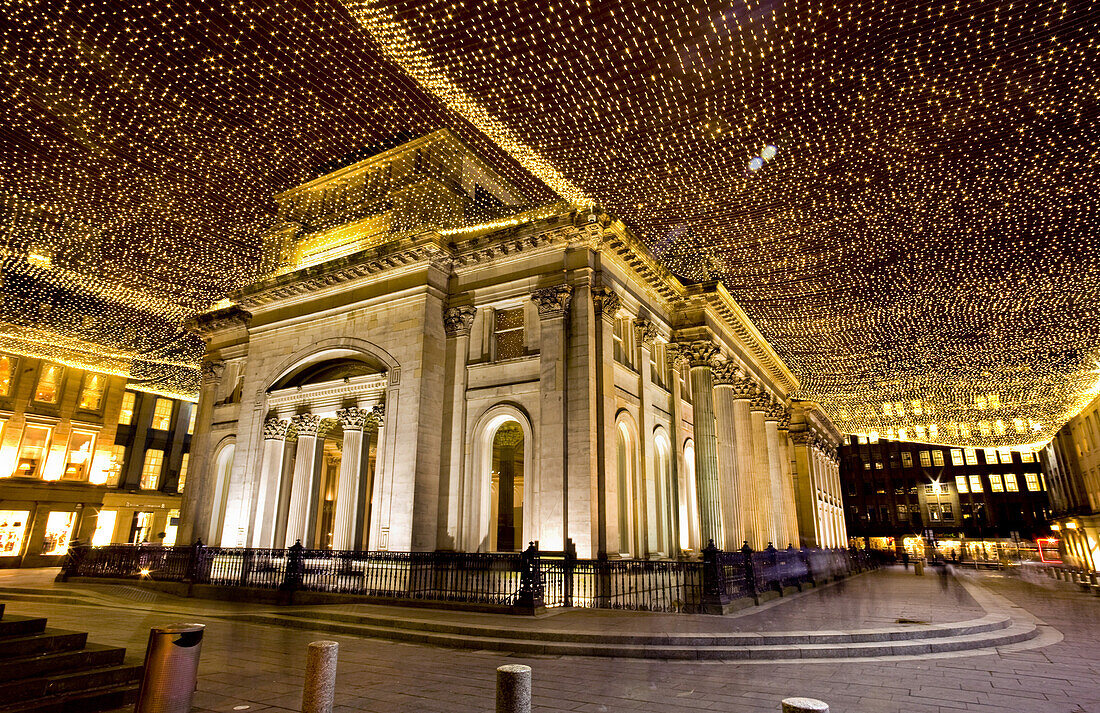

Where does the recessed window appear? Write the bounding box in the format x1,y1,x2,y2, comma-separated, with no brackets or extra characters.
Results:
1021,451,1035,463
34,364,63,404
140,449,164,490
964,448,978,465
177,454,189,494
969,474,983,493
990,474,1004,493
0,355,15,397
493,307,525,360
63,430,96,481
941,504,954,520
955,476,969,493
105,444,126,487
951,449,964,466
997,447,1014,465
983,448,999,465
16,425,51,477
41,511,75,555
1004,473,1018,492
1025,473,1040,491
119,392,136,426
932,450,945,467
919,450,931,467
901,452,913,468
187,407,196,435
77,373,105,411
151,398,173,430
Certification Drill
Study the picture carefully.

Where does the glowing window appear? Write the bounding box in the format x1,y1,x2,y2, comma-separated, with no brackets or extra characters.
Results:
997,447,1014,465
1025,473,1040,491
1004,473,1018,492
41,511,75,555
119,392,136,426
63,430,96,481
983,448,999,464
0,355,15,397
901,452,912,468
969,475,983,493
964,448,978,465
493,307,525,361
951,449,964,466
955,476,969,493
177,454,189,493
16,425,51,477
187,407,196,435
151,399,173,430
105,444,126,486
919,451,931,467
92,510,116,547
0,510,30,555
932,450,945,467
1021,451,1035,463
78,373,105,411
33,365,63,404
140,449,164,490
163,509,180,547
990,474,1004,493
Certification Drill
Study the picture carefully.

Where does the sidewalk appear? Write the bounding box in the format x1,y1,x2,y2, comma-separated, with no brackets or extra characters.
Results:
2,566,1098,712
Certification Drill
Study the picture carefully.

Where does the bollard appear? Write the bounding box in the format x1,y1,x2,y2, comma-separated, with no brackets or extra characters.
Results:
496,664,532,713
135,622,205,713
782,697,830,712
302,641,339,713
914,559,925,576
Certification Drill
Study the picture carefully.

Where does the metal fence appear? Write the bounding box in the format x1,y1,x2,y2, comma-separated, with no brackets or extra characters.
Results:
62,540,874,614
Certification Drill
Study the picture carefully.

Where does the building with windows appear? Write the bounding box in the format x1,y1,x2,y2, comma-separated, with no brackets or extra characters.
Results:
180,131,847,558
0,352,193,566
839,435,1051,559
1042,391,1100,571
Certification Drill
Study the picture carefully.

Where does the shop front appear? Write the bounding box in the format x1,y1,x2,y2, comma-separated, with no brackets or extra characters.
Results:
0,479,103,568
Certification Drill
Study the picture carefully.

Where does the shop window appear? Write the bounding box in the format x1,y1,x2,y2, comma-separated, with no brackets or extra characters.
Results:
901,452,912,468
990,474,1004,492
0,510,29,555
178,453,191,492
119,392,136,425
955,475,969,493
163,509,180,546
92,510,116,547
140,449,164,490
951,449,964,466
16,425,51,477
33,364,63,404
1025,473,1040,491
151,398,174,430
493,307,525,360
129,511,154,544
0,355,15,397
932,450,945,467
63,430,96,481
969,474,983,493
919,450,931,467
41,511,75,555
77,373,105,411
1004,473,1018,492
964,448,978,465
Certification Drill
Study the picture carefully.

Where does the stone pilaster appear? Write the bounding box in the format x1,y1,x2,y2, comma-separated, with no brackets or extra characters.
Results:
672,340,722,548
179,358,225,545
254,417,292,547
775,408,800,549
442,305,476,551
790,430,819,547
711,361,743,551
763,404,789,548
749,389,776,548
592,287,620,556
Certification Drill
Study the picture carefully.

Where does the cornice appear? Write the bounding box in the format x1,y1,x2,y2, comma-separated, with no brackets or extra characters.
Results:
185,307,252,341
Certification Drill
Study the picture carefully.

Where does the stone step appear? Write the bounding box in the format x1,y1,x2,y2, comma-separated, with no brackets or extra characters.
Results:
0,683,139,713
0,644,127,682
0,664,143,705
0,593,99,608
0,632,87,661
267,608,1011,646
234,611,1037,660
0,616,48,638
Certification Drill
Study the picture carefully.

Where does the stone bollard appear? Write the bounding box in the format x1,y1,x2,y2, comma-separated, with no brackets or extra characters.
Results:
782,697,830,712
302,641,338,713
496,664,532,713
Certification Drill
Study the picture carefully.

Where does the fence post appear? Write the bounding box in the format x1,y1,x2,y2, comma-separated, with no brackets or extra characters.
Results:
595,551,611,608
766,544,781,593
238,547,254,588
302,641,338,713
57,544,86,582
184,539,204,584
700,540,732,614
516,541,544,612
496,664,531,713
742,542,759,603
563,538,576,608
282,540,304,595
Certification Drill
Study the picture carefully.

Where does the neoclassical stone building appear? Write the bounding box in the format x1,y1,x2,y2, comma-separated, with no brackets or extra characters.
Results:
179,131,847,558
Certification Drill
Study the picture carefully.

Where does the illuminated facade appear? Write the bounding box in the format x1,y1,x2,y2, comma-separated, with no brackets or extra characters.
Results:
0,352,193,566
180,133,846,557
1043,392,1100,571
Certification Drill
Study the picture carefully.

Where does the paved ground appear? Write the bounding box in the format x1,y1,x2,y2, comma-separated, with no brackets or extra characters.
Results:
2,565,1098,713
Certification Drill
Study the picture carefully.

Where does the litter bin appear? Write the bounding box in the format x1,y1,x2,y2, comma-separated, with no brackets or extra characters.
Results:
914,559,925,576
135,622,205,713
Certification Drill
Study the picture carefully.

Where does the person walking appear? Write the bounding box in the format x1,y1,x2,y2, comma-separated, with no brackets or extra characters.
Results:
902,550,910,570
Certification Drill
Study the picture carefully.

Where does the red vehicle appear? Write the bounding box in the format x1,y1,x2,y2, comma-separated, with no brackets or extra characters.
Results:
1036,537,1062,564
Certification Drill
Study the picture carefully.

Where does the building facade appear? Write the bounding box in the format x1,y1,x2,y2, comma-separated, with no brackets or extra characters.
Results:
0,352,193,566
1043,391,1100,571
840,435,1050,558
180,131,847,558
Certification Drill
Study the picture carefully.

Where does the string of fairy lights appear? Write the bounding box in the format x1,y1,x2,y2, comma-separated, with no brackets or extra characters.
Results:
1,0,1098,446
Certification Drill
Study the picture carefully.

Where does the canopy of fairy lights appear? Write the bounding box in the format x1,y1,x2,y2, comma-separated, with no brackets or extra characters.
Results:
1,0,1098,446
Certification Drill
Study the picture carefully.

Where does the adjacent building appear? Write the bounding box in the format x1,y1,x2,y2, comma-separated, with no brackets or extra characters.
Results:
0,352,193,566
180,130,848,558
840,435,1051,559
1042,391,1100,570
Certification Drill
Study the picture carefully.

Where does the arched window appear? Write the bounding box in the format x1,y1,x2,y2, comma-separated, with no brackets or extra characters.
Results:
210,442,235,545
653,430,674,557
680,439,698,552
616,420,636,555
489,421,525,552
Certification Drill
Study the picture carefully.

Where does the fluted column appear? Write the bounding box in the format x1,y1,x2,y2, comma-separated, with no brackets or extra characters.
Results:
634,319,659,556
763,404,789,548
776,410,800,548
592,287,621,557
443,305,476,550
711,361,743,551
730,377,759,548
255,417,292,547
332,407,370,550
673,340,722,547
285,413,322,547
749,389,775,548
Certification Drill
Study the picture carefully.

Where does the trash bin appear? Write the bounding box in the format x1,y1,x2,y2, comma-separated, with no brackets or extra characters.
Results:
914,559,925,576
135,622,205,713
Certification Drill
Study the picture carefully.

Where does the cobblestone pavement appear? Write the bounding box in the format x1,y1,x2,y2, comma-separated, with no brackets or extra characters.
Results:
2,566,1098,713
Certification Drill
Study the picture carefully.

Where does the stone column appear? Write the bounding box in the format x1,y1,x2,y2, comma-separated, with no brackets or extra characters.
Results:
674,340,722,548
331,407,370,550
776,410,800,549
592,287,620,557
666,350,690,553
790,430,819,546
764,404,789,548
442,306,476,551
634,319,659,556
711,361,743,551
254,417,292,547
285,413,322,547
749,389,776,548
531,284,573,551
179,359,224,545
730,377,759,548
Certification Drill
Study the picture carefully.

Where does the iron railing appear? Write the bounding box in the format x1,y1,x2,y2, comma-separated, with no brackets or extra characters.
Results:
61,540,874,614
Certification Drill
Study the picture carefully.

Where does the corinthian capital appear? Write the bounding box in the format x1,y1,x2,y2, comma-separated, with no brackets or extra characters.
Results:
531,285,574,319
731,377,757,399
336,406,370,432
591,287,621,322
443,305,477,337
749,388,773,412
263,417,291,440
291,413,322,438
201,359,226,384
710,360,742,385
369,402,385,428
673,340,719,367
633,319,659,346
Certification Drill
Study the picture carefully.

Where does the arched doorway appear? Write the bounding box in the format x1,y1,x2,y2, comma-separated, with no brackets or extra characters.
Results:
652,429,674,557
615,416,638,556
489,421,525,552
210,441,235,545
679,439,699,552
